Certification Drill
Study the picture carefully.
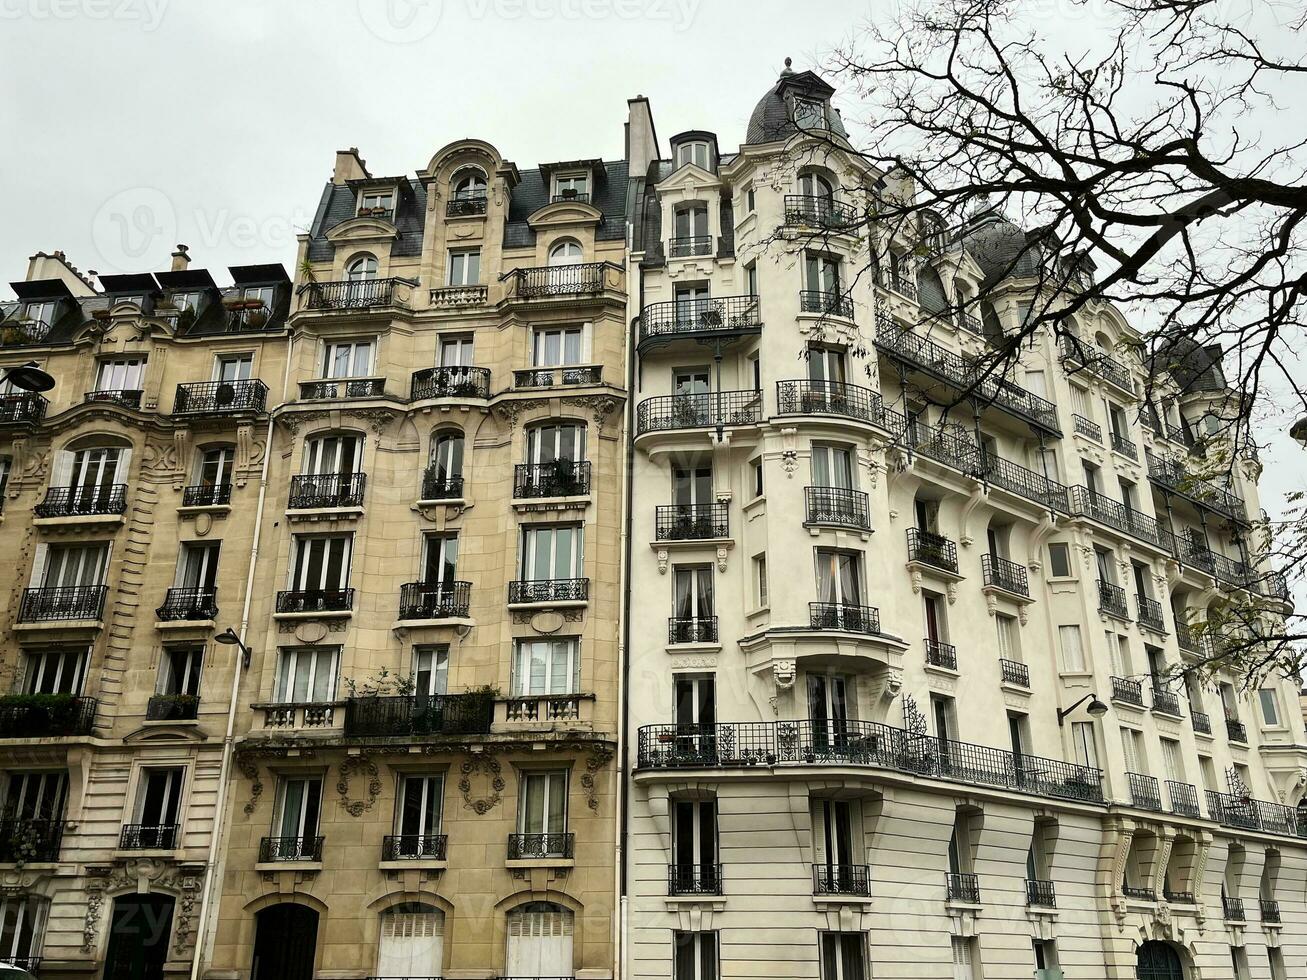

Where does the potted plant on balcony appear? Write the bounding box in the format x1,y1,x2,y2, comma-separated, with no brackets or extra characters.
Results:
151,692,199,720
0,692,80,737
6,819,51,868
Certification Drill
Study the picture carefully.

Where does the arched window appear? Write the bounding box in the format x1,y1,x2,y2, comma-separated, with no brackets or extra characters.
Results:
377,903,444,978
453,170,487,200
49,436,132,515
799,171,835,200
426,429,464,500
303,433,363,477
1135,940,1184,980
0,894,48,968
505,902,573,979
346,254,377,281
675,140,712,170
526,422,586,465
548,240,583,266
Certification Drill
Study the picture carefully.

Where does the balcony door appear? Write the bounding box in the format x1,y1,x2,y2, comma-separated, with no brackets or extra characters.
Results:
214,354,253,383
197,446,235,488
66,446,123,498
512,638,579,697
40,543,109,589
672,799,718,887
819,932,865,980
134,768,184,846
518,771,567,837
813,799,855,876
673,466,712,507
811,445,854,490
799,172,835,201
805,252,841,294
159,647,202,698
808,346,846,384
377,903,443,978
429,431,464,486
412,645,448,698
673,367,710,397
533,326,584,367
505,902,573,980
673,205,709,252
303,435,361,477
275,648,338,704
674,674,716,760
95,357,145,393
527,423,585,465
808,674,850,751
323,340,374,380
178,542,220,592
673,566,714,625
290,536,352,593
396,776,443,844
421,534,458,586
273,777,322,851
673,287,710,330
251,903,318,980
519,526,582,582
815,549,862,606
22,649,87,695
4,771,67,821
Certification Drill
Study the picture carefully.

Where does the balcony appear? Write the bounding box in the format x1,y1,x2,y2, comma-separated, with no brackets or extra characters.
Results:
1111,675,1144,707
274,588,355,614
925,639,957,670
344,693,495,737
383,834,447,861
398,581,471,620
420,468,463,502
181,483,231,507
775,379,886,425
0,391,48,425
410,365,491,401
259,836,323,863
655,502,729,541
1058,336,1134,393
1206,791,1306,838
981,554,1029,597
119,823,178,850
1191,711,1212,735
1000,659,1031,688
1098,581,1130,620
885,273,918,301
146,693,200,722
1128,772,1162,812
804,486,870,531
783,194,860,230
300,277,404,311
637,719,1106,805
799,289,854,319
1163,886,1195,904
1111,432,1138,460
1072,414,1102,441
1145,450,1246,523
155,587,218,622
507,832,574,860
635,390,762,436
1137,595,1166,632
876,321,1060,432
812,863,871,897
34,484,128,518
551,191,591,205
1223,896,1246,921
84,388,143,409
906,528,958,573
513,460,591,499
299,378,386,400
446,194,487,216
19,585,108,623
173,379,268,415
288,472,367,510
1025,878,1056,908
946,872,980,904
0,818,65,862
508,578,589,606
0,694,97,737
809,601,880,634
1226,717,1248,743
1165,780,1200,818
670,863,724,896
501,261,612,299
1151,688,1182,717
669,617,718,645
639,294,762,345
260,702,338,730
429,284,488,308
668,235,713,257
1260,899,1281,924
513,365,602,388
1122,884,1157,902
1068,486,1174,552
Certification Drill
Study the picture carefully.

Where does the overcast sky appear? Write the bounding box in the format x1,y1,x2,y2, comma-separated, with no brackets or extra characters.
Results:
1,0,1301,606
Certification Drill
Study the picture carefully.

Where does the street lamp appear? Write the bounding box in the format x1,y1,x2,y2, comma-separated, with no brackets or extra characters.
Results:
1290,415,1307,449
213,626,252,667
1056,693,1109,726
0,361,55,393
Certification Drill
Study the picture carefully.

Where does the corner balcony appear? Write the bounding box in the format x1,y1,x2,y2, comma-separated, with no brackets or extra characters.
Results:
1206,790,1306,839
410,365,490,401
18,585,108,624
84,388,143,409
812,863,871,897
799,289,854,320
507,578,589,606
906,527,959,575
809,601,881,635
655,503,729,541
0,694,97,738
775,379,888,428
397,581,472,621
343,693,495,737
981,554,1029,598
500,261,619,301
804,486,871,531
274,588,355,615
1058,336,1134,394
155,587,218,622
0,818,66,862
288,472,367,510
1098,580,1130,620
513,365,603,389
299,377,387,400
173,379,268,416
0,391,48,426
783,194,861,231
1145,450,1246,523
34,484,127,519
119,823,179,851
638,294,762,349
635,719,1105,805
299,277,410,311
905,423,1070,512
635,390,762,438
513,460,591,499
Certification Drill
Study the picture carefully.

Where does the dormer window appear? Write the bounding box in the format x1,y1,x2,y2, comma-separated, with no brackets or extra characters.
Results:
171,291,201,313
358,188,396,220
23,301,56,328
671,205,711,257
346,255,378,281
553,174,589,204
793,98,827,131
453,172,487,200
675,141,712,170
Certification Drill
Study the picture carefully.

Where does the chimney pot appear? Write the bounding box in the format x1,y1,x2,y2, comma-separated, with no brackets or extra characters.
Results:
170,244,191,272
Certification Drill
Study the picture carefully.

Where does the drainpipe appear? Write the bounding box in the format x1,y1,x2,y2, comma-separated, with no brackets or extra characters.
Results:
189,329,293,980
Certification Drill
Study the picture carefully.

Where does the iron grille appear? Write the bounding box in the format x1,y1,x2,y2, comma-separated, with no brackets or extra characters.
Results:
301,278,398,310
84,389,143,409
639,294,762,342
981,554,1029,596
0,695,97,737
119,823,179,850
799,289,854,318
19,585,108,622
34,484,127,517
907,527,958,572
946,872,980,903
182,483,232,507
0,391,48,424
299,378,386,400
173,379,268,414
1166,780,1201,817
775,379,885,423
783,194,860,229
513,460,591,498
669,617,718,644
1128,772,1163,811
259,836,323,862
288,472,367,509
635,390,762,434
344,693,494,737
398,581,471,620
507,832,574,859
0,819,65,862
669,863,723,895
812,863,871,896
508,578,589,604
446,195,487,216
274,588,355,613
654,502,729,540
809,602,880,634
1111,675,1144,706
155,587,218,621
146,694,200,721
1025,878,1055,908
1098,580,1130,619
383,834,447,860
503,262,608,298
410,365,491,400
420,469,464,501
1000,659,1030,687
925,639,957,670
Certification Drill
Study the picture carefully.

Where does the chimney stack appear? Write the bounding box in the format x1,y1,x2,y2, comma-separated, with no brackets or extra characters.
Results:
625,97,659,177
333,147,370,185
170,244,191,272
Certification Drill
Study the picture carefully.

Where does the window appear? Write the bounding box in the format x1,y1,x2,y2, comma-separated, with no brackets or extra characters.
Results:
447,249,481,286
23,301,56,327
745,261,758,296
811,443,854,489
804,251,841,295
36,542,110,589
799,171,835,200
950,937,978,980
94,357,145,393
745,186,755,212
1231,947,1250,980
526,422,586,465
214,353,253,382
359,188,395,216
674,673,716,727
377,903,443,976
345,254,377,280
427,430,464,494
1023,369,1047,398
819,932,865,980
995,614,1019,663
1069,383,1092,419
453,170,486,200
1058,625,1086,673
0,455,9,498
420,532,458,586
793,98,826,130
506,903,573,978
56,445,124,498
176,541,220,591
274,647,339,703
812,798,858,872
393,778,443,856
1071,721,1099,771
518,770,567,836
553,173,589,199
21,648,88,695
753,554,768,607
1120,727,1146,774
815,549,863,605
196,446,235,490
671,204,710,255
439,334,474,367
1258,688,1282,727
289,534,353,592
1268,948,1287,980
272,775,322,854
412,645,448,697
1032,940,1060,978
548,240,583,265
132,767,184,847
532,326,584,367
750,458,764,497
0,896,48,970
673,931,718,980
158,646,202,698
518,525,583,581
672,565,714,632
675,140,712,170
672,799,718,888
323,340,374,379
511,639,580,696
3,771,68,821
1160,738,1183,783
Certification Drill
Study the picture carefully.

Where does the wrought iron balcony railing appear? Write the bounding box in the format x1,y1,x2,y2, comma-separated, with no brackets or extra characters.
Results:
1260,899,1281,923
669,863,723,895
783,194,861,229
925,639,957,670
551,191,591,205
1098,580,1130,619
1151,688,1182,717
636,719,1106,805
19,585,108,622
1000,659,1031,688
119,823,179,850
288,472,367,509
946,872,980,903
775,379,886,425
1163,886,1195,904
299,378,386,400
1025,878,1056,908
1223,895,1246,920
1128,772,1162,811
1137,595,1166,631
274,588,355,614
420,469,463,501
809,602,880,635
1191,711,1212,735
635,390,762,435
181,483,232,507
513,365,602,388
507,832,574,859
1111,675,1144,706
410,365,491,401
34,484,128,518
1145,450,1246,522
1206,791,1307,838
502,261,609,298
885,274,918,300
0,391,48,425
813,863,871,896
1072,414,1102,441
84,388,143,409
981,554,1029,597
805,485,871,530
799,288,855,319
668,235,713,257
513,460,591,498
639,294,762,342
1068,486,1174,552
155,587,218,621
1058,336,1134,392
301,278,401,310
907,527,959,573
669,617,718,644
173,379,268,414
344,692,495,737
0,694,97,737
0,818,66,862
146,693,200,721
383,834,447,861
1226,717,1248,743
259,836,323,862
1122,884,1157,902
956,310,982,334
446,194,487,216
398,581,471,620
655,502,729,540
508,578,589,604
1163,780,1201,817
1111,432,1138,460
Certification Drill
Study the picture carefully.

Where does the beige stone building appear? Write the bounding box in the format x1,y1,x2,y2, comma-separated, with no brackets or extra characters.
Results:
622,65,1307,980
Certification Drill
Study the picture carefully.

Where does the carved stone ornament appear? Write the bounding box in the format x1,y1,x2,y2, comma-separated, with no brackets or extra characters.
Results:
459,754,505,814
562,394,621,433
772,660,796,692
337,755,382,816
656,548,669,575
780,449,798,478
580,743,615,811
84,859,203,955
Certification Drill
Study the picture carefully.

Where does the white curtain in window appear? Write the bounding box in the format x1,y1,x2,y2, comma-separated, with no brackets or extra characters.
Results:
512,640,579,696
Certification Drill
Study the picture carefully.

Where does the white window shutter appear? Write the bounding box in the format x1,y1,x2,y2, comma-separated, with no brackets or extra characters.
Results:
50,450,73,488
115,447,132,484
29,543,49,588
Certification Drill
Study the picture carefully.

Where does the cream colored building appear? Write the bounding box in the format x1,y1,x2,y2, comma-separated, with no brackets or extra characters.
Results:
622,65,1306,980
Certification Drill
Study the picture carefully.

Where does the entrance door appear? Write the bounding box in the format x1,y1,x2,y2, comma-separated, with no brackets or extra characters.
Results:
1136,940,1185,980
251,903,318,980
101,894,174,980
505,902,574,978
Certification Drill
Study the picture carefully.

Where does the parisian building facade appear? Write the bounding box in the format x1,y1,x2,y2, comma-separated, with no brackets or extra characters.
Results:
0,62,1301,980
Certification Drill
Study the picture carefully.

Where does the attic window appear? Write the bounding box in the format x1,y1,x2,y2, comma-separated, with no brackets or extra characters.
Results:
552,174,589,204
23,301,56,327
793,98,827,131
675,141,712,170
358,188,396,220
